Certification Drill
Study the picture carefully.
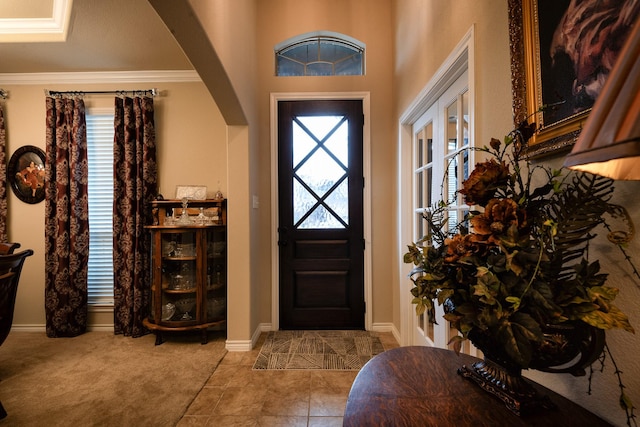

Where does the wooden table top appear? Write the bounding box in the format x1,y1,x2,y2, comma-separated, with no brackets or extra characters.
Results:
343,346,612,427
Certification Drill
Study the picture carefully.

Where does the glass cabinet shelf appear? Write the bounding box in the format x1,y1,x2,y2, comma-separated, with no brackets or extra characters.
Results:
143,199,227,345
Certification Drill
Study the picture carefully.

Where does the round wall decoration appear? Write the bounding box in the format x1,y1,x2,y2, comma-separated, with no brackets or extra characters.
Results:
8,145,46,204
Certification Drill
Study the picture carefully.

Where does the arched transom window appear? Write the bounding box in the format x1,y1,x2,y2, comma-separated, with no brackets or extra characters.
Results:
275,32,365,76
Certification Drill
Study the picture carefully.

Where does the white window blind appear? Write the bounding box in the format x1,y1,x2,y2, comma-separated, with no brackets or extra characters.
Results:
86,112,114,305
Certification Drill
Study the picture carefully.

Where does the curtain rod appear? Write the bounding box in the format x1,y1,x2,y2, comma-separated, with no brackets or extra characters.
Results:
44,88,158,97
0,89,7,99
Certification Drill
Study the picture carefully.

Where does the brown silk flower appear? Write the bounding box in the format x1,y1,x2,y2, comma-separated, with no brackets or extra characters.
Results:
471,198,528,245
444,234,485,263
459,159,510,206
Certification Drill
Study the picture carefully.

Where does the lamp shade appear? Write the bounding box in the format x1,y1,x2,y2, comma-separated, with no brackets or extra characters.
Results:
563,17,640,180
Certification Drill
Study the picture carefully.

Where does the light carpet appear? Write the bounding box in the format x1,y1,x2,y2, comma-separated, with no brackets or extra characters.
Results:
0,330,227,426
252,330,384,371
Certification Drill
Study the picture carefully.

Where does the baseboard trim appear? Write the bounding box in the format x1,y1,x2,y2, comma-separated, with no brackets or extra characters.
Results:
224,340,252,351
225,323,272,351
12,321,401,348
370,322,401,345
88,325,115,332
11,324,115,333
10,325,45,333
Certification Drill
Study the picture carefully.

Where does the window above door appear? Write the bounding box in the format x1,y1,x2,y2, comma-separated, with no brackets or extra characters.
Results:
275,32,365,76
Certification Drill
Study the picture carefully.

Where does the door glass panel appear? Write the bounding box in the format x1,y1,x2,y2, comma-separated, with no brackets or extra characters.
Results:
297,116,343,142
447,100,458,152
445,98,459,232
324,179,349,224
462,91,469,148
416,129,425,210
323,121,349,167
459,150,470,206
426,167,432,207
451,91,470,226
296,149,345,198
292,122,317,168
447,154,458,231
300,204,344,229
293,180,317,225
416,170,423,208
416,212,424,242
447,149,457,206
462,147,470,180
424,123,433,209
292,115,350,229
414,121,433,241
416,130,425,167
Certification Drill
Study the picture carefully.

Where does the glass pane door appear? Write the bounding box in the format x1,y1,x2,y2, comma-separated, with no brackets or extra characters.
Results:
412,102,437,346
160,231,198,323
411,71,472,350
206,228,226,323
293,115,349,229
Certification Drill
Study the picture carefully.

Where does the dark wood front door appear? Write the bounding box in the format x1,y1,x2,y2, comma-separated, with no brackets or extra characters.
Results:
278,100,364,329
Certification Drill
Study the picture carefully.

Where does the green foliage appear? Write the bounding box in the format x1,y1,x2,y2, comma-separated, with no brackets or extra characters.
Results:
405,124,635,370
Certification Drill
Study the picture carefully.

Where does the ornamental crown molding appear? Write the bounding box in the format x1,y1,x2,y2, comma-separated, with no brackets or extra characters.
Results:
0,0,72,42
0,70,201,85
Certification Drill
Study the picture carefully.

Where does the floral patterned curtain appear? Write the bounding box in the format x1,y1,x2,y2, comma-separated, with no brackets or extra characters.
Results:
44,96,89,337
0,103,7,242
113,96,157,337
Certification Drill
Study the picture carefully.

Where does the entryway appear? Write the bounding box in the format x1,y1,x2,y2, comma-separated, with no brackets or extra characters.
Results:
277,99,364,329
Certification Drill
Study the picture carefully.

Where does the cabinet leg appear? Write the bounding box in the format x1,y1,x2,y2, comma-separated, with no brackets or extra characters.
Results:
154,332,164,345
201,330,208,345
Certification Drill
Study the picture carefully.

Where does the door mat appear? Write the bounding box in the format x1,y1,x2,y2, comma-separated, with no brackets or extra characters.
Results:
252,330,385,370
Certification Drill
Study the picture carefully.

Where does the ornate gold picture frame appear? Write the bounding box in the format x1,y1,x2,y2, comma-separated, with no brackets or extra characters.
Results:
509,0,639,158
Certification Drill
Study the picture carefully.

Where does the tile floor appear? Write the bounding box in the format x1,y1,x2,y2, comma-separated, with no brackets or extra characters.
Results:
177,331,399,427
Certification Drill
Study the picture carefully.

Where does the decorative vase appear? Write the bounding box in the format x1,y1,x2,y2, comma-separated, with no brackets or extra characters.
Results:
448,301,605,416
458,357,556,416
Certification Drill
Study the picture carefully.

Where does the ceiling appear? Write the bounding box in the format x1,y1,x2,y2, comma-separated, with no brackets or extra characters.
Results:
0,0,193,74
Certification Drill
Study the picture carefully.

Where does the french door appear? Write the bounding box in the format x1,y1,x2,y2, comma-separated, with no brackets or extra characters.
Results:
412,71,474,352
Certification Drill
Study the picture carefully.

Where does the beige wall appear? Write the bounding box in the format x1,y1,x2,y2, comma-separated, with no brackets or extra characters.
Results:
394,0,514,138
525,154,640,426
2,80,225,327
394,1,640,425
183,0,261,342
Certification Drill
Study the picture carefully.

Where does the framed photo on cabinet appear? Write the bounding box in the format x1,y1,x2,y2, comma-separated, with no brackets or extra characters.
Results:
175,185,207,200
